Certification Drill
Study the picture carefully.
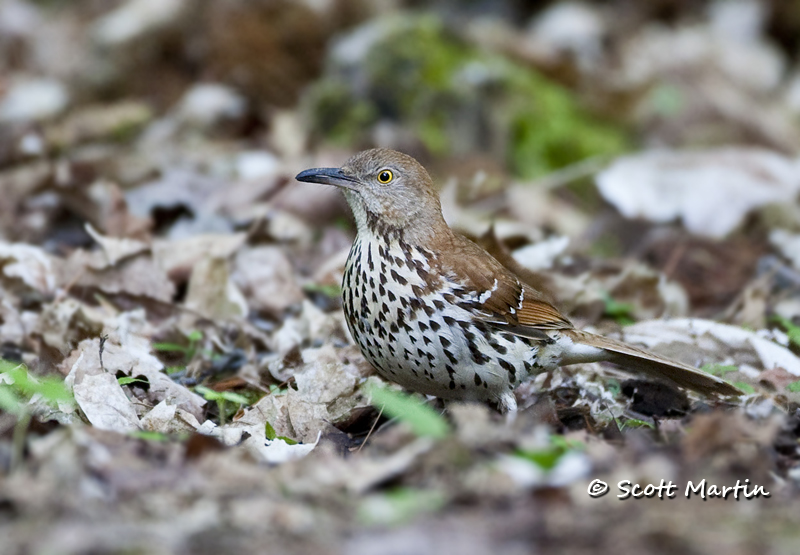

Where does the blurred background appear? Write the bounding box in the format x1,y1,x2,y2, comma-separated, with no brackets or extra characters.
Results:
2,0,800,323
4,1,800,554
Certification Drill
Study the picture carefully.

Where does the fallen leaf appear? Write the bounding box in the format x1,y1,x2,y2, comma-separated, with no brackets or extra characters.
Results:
597,149,800,238
0,242,56,295
621,318,800,378
84,223,149,266
152,233,247,282
72,372,141,432
62,250,175,302
232,246,304,316
184,256,247,320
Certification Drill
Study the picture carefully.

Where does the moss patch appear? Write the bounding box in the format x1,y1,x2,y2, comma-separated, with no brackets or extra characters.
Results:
308,14,630,178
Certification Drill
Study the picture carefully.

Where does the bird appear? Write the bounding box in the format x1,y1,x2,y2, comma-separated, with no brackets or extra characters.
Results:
296,148,742,412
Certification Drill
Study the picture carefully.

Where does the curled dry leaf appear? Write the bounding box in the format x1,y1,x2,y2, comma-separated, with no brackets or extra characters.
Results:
293,345,360,404
62,249,175,302
0,300,30,346
597,149,800,238
286,346,364,442
620,318,800,378
345,438,436,495
84,223,149,266
511,235,570,272
139,399,198,434
62,334,205,421
152,232,246,282
449,402,514,448
125,169,225,228
71,372,141,433
234,393,294,440
198,418,320,464
270,300,345,354
226,345,367,445
184,256,247,320
0,242,56,295
232,246,304,316
36,297,106,354
604,263,690,320
505,183,592,238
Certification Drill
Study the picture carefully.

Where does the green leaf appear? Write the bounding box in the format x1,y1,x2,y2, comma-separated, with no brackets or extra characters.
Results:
303,283,342,298
620,418,655,430
117,376,149,386
264,422,298,444
787,381,800,393
187,330,203,343
366,384,450,439
701,364,738,377
733,382,755,395
516,446,564,470
0,385,23,415
602,294,636,326
605,378,621,397
268,384,287,395
195,385,250,405
550,435,585,451
130,430,169,442
358,487,446,526
1,362,72,404
152,342,189,353
30,378,74,403
0,360,20,373
515,434,586,470
773,316,800,348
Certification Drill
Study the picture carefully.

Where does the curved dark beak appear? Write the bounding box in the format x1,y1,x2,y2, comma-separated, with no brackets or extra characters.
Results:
295,167,359,191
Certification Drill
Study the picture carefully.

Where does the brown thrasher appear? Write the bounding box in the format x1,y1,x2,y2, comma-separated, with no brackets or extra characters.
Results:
296,149,741,412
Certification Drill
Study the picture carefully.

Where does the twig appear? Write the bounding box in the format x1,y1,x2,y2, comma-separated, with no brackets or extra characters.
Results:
532,155,607,190
99,334,108,372
357,405,384,453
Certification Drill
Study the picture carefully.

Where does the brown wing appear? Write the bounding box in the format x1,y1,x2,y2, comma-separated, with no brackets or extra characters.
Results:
517,284,573,329
479,279,574,338
436,233,573,339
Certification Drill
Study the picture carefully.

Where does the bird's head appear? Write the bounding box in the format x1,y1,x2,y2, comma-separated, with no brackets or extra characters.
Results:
296,148,446,241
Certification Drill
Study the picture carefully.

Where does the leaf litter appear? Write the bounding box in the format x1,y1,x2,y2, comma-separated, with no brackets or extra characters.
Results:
3,1,800,554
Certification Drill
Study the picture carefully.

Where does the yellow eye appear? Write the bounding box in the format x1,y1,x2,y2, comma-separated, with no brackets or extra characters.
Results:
377,169,393,184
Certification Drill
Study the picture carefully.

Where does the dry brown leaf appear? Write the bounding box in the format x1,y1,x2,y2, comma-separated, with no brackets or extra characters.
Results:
62,250,175,302
84,223,149,266
597,149,800,238
62,333,206,421
71,372,141,432
0,242,56,295
232,246,304,316
152,233,247,282
184,256,247,320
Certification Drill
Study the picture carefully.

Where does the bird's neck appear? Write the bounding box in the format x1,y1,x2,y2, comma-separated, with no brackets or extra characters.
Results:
344,191,451,248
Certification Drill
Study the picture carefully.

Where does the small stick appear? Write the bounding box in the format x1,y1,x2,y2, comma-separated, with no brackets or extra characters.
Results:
357,405,384,453
99,334,108,372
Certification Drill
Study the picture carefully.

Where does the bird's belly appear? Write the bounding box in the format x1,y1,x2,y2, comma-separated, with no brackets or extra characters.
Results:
342,239,546,404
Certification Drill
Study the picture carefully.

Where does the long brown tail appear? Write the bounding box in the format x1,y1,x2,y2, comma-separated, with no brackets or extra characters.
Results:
563,330,743,397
